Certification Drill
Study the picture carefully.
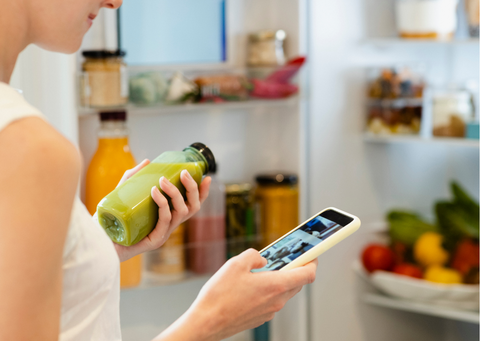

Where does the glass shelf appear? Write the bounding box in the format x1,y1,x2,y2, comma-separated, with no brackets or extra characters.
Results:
364,293,479,324
363,133,480,148
78,96,299,117
363,38,479,47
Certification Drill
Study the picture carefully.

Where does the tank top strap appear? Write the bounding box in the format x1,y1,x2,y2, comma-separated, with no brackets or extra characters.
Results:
0,82,44,132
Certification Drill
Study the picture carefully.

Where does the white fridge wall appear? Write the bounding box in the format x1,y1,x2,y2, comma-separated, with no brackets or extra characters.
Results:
308,0,479,341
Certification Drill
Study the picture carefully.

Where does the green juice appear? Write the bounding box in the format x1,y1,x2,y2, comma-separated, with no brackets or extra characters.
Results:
97,144,215,246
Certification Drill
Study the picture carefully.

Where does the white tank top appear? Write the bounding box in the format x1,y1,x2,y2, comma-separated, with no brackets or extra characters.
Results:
0,82,122,341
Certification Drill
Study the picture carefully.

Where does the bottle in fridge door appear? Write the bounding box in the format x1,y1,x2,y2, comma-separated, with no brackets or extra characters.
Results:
187,167,226,274
84,110,142,288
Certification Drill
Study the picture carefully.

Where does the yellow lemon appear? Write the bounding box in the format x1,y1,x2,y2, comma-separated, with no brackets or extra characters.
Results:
424,266,462,284
413,232,449,267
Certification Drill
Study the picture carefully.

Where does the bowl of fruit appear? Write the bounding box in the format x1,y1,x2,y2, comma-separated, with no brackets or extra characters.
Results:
355,182,479,311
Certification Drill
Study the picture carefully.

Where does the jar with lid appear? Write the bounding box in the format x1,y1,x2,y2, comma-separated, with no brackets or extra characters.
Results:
225,183,256,258
255,174,299,248
395,0,458,40
432,90,474,137
247,30,286,67
81,50,129,108
465,0,479,37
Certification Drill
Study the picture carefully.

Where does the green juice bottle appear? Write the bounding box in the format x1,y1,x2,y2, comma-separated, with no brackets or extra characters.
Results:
97,142,216,246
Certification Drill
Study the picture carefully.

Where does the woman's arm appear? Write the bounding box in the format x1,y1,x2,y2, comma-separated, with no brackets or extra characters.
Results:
0,117,80,340
153,249,318,341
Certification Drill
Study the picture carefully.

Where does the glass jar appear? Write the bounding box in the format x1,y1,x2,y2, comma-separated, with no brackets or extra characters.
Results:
465,0,480,38
247,30,286,67
81,50,128,108
255,174,299,248
432,90,474,137
366,66,425,135
395,0,458,40
226,183,257,258
187,169,226,275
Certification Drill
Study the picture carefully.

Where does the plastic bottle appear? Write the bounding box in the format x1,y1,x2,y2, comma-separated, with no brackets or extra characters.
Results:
96,142,216,247
187,168,226,274
85,111,142,288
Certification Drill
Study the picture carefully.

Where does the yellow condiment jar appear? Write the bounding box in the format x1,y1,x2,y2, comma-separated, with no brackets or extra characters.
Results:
255,174,299,248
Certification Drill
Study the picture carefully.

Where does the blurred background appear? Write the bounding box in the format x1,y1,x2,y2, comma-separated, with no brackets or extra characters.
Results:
9,0,479,340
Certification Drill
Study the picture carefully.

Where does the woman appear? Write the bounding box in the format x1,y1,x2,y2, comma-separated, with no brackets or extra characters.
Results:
0,0,318,340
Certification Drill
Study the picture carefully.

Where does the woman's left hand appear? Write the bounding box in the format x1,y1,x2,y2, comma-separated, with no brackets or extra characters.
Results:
113,159,211,262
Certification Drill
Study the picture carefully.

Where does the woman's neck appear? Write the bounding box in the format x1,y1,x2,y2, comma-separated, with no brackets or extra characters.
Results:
0,0,30,83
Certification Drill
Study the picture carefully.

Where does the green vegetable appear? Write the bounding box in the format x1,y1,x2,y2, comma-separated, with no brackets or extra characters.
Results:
435,182,479,249
387,211,437,246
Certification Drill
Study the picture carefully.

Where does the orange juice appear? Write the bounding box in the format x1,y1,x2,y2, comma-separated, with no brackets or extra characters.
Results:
85,111,142,288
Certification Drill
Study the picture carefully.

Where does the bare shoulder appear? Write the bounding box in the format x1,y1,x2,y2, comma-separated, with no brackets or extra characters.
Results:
0,116,80,180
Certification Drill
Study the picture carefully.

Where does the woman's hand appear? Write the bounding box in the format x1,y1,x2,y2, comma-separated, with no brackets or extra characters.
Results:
113,159,211,262
155,249,318,341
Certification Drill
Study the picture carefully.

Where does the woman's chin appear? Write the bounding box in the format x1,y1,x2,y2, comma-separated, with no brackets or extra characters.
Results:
35,36,83,55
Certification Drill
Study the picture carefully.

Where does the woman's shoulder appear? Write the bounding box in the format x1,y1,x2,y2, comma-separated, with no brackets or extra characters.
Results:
0,82,80,174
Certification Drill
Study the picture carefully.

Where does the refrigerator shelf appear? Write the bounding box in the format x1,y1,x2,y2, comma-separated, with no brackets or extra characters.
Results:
364,293,480,324
78,96,298,117
363,133,480,148
362,38,479,47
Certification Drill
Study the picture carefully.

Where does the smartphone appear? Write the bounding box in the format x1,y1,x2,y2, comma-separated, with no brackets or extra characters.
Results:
252,207,361,272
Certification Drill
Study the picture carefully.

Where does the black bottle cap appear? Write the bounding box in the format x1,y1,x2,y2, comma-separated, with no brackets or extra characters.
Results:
82,50,126,59
255,173,298,185
190,142,216,174
100,111,127,121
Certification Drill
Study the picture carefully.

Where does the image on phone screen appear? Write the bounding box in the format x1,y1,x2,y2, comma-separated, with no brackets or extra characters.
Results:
252,211,351,272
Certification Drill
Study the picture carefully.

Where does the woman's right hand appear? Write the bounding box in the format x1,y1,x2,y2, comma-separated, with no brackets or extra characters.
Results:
155,249,317,341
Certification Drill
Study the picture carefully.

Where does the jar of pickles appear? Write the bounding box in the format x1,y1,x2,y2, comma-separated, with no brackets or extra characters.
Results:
226,184,257,258
81,50,128,108
255,174,299,248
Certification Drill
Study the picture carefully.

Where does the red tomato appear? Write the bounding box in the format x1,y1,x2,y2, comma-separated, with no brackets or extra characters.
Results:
393,263,423,279
361,244,395,273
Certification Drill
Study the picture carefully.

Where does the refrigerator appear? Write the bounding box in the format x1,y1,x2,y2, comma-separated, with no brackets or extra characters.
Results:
9,0,479,340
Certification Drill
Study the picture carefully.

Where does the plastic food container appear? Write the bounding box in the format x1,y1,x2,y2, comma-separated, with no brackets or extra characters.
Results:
432,90,474,137
81,50,128,108
366,66,425,135
395,0,458,40
255,174,299,248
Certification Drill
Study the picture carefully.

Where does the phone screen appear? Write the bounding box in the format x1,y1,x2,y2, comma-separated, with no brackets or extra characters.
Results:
252,210,353,272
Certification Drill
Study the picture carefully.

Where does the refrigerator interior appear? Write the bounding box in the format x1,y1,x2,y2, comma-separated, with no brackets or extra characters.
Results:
78,1,309,341
7,0,480,340
308,0,479,340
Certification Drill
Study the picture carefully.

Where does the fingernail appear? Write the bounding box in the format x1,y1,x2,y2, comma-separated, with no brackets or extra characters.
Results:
161,176,171,185
183,169,193,179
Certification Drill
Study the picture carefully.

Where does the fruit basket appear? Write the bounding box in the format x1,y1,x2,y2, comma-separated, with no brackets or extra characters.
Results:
356,181,479,311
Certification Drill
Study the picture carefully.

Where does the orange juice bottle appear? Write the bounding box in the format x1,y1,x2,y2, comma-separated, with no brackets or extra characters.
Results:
85,111,142,288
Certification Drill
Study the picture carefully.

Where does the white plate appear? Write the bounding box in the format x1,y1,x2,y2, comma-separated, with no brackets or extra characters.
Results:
353,260,479,311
